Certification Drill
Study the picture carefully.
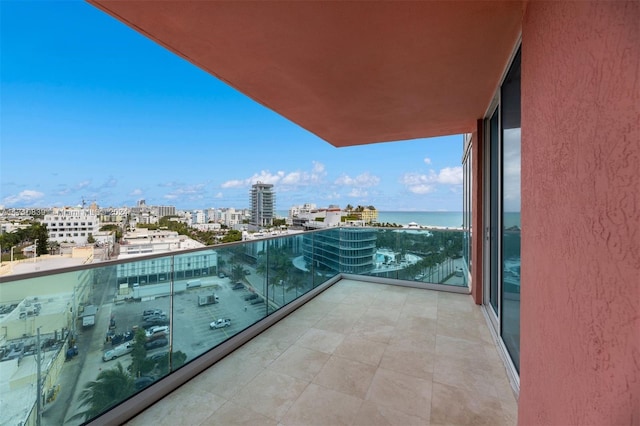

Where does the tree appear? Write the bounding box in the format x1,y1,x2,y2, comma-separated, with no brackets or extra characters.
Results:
221,229,242,243
155,350,188,376
231,264,248,282
129,328,148,377
87,234,96,244
99,224,123,240
74,362,134,422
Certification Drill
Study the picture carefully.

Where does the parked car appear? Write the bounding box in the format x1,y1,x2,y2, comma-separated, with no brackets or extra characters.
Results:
210,318,231,329
134,376,155,390
103,343,133,361
250,299,264,305
144,338,168,350
232,283,245,290
142,309,164,319
142,318,170,329
145,326,169,339
148,351,169,363
111,331,134,346
218,273,226,278
244,293,259,301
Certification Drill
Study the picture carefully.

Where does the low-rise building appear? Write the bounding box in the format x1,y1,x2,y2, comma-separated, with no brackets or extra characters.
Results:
42,208,101,245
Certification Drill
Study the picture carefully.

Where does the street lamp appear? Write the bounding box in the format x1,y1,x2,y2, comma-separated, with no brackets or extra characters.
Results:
33,239,38,263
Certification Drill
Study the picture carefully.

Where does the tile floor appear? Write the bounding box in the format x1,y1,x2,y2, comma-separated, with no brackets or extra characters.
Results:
128,279,518,425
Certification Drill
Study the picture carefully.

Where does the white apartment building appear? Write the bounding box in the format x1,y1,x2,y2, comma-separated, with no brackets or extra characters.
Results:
250,182,275,229
118,229,205,258
43,208,101,245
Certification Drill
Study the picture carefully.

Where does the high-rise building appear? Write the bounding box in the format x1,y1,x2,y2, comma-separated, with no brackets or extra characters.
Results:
250,182,275,228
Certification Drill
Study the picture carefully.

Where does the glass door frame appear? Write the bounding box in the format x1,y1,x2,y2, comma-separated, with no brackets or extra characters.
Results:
482,39,522,389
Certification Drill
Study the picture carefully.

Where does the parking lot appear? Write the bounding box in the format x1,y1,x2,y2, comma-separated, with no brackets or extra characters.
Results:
107,277,269,362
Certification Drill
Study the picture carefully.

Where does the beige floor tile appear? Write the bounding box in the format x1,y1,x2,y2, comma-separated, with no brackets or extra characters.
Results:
379,344,435,380
199,354,265,399
313,356,377,399
430,382,513,426
350,320,396,344
232,370,309,421
333,335,388,366
314,311,361,334
363,305,401,324
434,335,504,375
202,400,278,426
366,368,432,420
281,383,363,426
432,356,499,399
353,400,427,426
126,388,226,426
296,327,346,354
268,345,331,381
399,302,438,320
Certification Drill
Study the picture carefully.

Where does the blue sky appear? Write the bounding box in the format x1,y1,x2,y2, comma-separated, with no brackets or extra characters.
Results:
1,0,463,212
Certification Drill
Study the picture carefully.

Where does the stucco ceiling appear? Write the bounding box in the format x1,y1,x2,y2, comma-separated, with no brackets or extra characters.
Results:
88,1,524,147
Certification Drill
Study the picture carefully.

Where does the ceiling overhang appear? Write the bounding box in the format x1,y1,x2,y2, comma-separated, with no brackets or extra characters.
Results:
87,1,524,147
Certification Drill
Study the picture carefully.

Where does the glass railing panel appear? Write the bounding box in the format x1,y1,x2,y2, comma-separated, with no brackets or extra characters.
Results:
302,229,340,287
168,245,268,373
0,263,132,425
259,234,311,310
356,227,467,287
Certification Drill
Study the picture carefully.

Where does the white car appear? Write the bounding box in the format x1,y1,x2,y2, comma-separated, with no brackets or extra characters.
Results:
103,343,133,361
145,325,169,338
210,318,231,329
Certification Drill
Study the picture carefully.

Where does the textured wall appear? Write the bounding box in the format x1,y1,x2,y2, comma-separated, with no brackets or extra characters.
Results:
520,2,639,425
472,120,483,305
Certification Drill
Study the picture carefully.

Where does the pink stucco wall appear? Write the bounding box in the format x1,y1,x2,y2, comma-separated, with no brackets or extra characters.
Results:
519,2,639,425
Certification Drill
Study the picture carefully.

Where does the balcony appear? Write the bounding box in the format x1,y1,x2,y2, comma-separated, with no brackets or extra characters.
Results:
0,227,515,425
128,279,517,425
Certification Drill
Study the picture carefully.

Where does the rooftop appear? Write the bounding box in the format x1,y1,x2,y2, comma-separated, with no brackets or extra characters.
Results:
127,279,517,425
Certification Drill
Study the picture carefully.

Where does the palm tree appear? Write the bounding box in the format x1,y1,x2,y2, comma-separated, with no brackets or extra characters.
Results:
231,264,247,282
74,362,134,421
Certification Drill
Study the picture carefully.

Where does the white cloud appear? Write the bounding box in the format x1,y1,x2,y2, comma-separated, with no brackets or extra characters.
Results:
220,162,327,190
348,188,369,197
163,183,207,201
400,166,462,194
130,189,143,196
2,190,45,206
423,157,432,165
312,161,325,173
334,172,380,187
215,192,223,198
410,184,436,194
220,179,245,189
436,167,463,185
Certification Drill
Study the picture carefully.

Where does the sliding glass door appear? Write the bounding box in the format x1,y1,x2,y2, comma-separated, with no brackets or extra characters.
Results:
485,46,521,373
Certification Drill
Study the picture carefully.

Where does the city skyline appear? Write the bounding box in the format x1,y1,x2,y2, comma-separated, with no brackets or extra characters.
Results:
1,1,463,212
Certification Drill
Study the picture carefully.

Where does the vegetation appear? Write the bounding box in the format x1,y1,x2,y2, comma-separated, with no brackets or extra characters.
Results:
99,224,123,239
129,328,150,377
221,229,242,243
87,234,96,244
0,221,48,260
272,218,286,227
75,362,134,422
231,264,248,282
